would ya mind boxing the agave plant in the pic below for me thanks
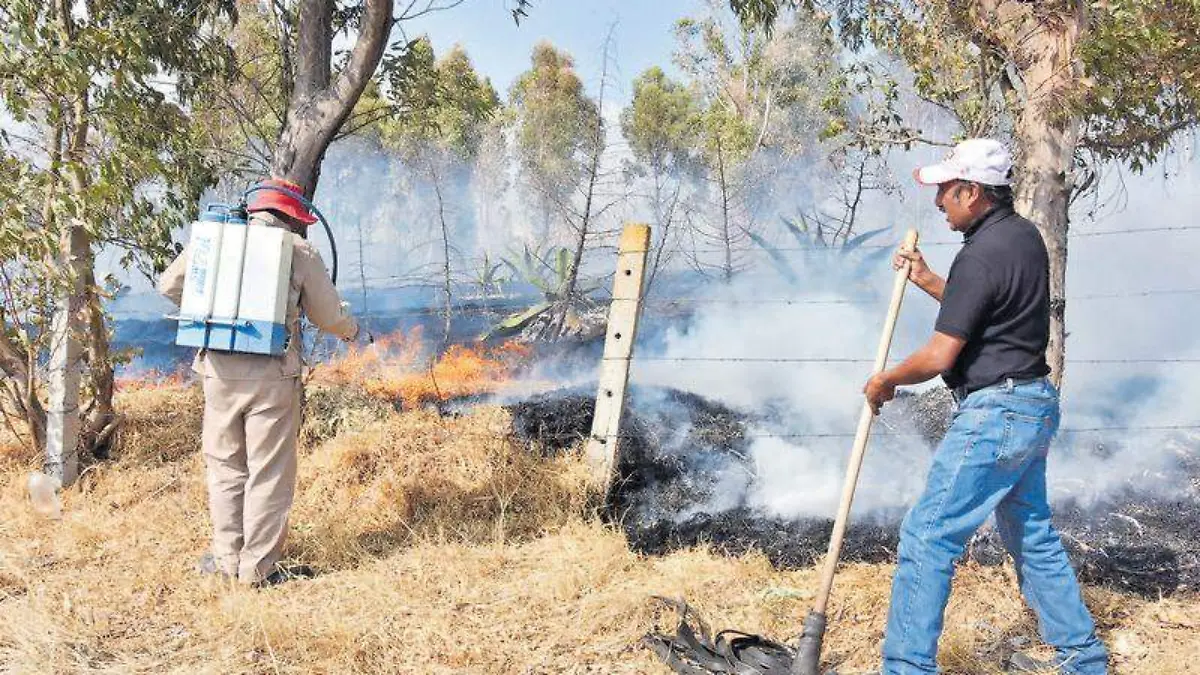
[750,214,895,288]
[470,252,510,303]
[501,244,572,299]
[482,244,603,341]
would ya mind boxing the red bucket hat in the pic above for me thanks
[246,178,318,225]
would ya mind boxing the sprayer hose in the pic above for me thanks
[242,184,339,285]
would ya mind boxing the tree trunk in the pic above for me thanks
[1015,123,1077,388]
[0,320,46,453]
[356,215,368,314]
[644,168,668,296]
[45,222,89,484]
[80,264,118,460]
[561,126,602,306]
[44,0,93,485]
[427,157,454,350]
[1003,2,1089,386]
[561,44,610,307]
[982,1,1087,388]
[271,0,394,195]
[717,137,734,283]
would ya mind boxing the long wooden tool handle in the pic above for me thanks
[812,228,919,615]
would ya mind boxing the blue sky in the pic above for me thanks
[398,0,704,104]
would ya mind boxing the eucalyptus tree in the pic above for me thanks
[0,0,235,483]
[730,0,1200,384]
[508,42,601,245]
[620,67,702,294]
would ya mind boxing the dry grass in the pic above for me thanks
[0,380,1196,674]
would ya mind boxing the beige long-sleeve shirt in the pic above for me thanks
[158,212,358,380]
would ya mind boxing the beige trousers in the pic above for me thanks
[201,376,302,584]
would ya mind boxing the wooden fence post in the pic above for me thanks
[586,223,651,489]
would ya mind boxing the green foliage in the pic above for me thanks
[1079,0,1200,170]
[700,101,756,168]
[481,301,551,340]
[484,243,602,340]
[511,0,534,25]
[620,67,702,175]
[726,0,800,33]
[470,252,509,299]
[500,244,580,300]
[0,1,234,283]
[508,42,601,200]
[0,0,234,443]
[177,3,283,177]
[674,2,839,157]
[730,0,1200,172]
[381,38,501,159]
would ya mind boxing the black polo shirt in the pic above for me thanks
[935,205,1051,392]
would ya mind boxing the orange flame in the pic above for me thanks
[114,367,189,393]
[109,330,531,408]
[310,328,532,408]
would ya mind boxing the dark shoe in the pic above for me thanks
[195,552,233,580]
[1007,652,1058,673]
[253,563,316,588]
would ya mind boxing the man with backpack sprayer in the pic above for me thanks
[159,178,360,587]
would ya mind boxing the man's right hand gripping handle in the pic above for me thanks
[894,245,945,302]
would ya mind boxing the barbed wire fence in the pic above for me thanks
[257,223,1200,449]
[572,224,1200,460]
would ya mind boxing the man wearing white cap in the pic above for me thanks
[863,139,1108,674]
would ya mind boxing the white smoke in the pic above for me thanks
[89,40,1199,522]
[628,143,1200,520]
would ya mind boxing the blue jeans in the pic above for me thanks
[882,378,1108,674]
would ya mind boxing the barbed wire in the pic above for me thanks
[597,287,1200,308]
[322,286,1200,318]
[1070,288,1200,301]
[617,356,1200,365]
[626,356,872,364]
[676,224,1200,255]
[585,423,1200,443]
[1071,225,1200,238]
[339,224,1200,288]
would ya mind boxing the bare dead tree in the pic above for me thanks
[426,156,455,348]
[642,176,686,297]
[800,146,895,246]
[560,29,616,304]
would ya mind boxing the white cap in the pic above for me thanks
[914,138,1012,186]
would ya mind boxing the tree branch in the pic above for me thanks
[1083,118,1195,154]
[325,0,395,121]
[294,0,333,100]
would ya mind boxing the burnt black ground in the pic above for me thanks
[506,385,1200,597]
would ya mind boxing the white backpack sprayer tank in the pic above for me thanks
[169,183,340,357]
[173,206,294,355]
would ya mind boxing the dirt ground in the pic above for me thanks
[0,383,1195,674]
